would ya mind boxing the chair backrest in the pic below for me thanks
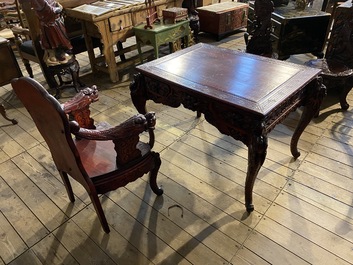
[325,1,353,68]
[11,77,91,189]
[19,0,41,54]
[18,0,57,86]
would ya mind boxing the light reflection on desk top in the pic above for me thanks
[136,43,321,115]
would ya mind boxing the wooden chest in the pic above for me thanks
[162,7,188,24]
[197,2,248,40]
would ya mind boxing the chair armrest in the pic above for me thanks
[11,26,31,45]
[62,85,99,129]
[70,112,157,165]
[70,113,154,140]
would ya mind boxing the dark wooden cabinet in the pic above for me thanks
[247,1,330,59]
[0,37,22,86]
[197,2,248,40]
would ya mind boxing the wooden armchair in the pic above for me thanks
[11,76,163,233]
[305,1,353,110]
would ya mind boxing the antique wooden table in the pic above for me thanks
[130,43,326,212]
[134,20,190,63]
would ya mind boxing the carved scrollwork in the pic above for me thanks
[114,136,142,165]
[63,85,99,129]
[246,0,274,57]
[182,93,200,111]
[145,77,181,108]
[303,76,326,110]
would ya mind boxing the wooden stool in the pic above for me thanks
[47,56,84,99]
[134,20,190,63]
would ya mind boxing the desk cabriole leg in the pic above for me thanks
[290,77,326,158]
[245,135,268,212]
[130,73,148,114]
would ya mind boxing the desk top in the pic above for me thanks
[136,43,321,116]
[64,0,178,21]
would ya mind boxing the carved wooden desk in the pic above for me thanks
[130,43,325,212]
[134,20,190,63]
[63,0,182,83]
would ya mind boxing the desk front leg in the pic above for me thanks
[245,134,268,212]
[130,73,148,114]
[290,77,326,158]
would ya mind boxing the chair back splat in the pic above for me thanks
[11,76,163,233]
[305,1,353,112]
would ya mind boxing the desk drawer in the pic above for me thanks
[109,13,133,32]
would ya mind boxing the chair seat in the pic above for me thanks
[305,58,353,111]
[19,39,35,55]
[305,59,353,77]
[75,137,151,178]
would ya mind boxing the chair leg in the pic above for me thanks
[339,79,353,110]
[59,171,75,202]
[89,192,110,233]
[149,152,163,196]
[23,58,33,78]
[117,41,126,62]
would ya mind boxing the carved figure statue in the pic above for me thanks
[245,0,274,57]
[29,0,73,66]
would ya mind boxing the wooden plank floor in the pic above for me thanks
[0,31,353,264]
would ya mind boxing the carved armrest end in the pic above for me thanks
[63,85,99,129]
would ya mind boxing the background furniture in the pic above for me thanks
[247,1,331,59]
[47,56,84,99]
[0,0,25,28]
[13,0,101,90]
[12,76,163,233]
[63,0,183,83]
[130,43,325,212]
[134,20,190,63]
[197,1,248,40]
[305,0,353,111]
[244,0,273,57]
[0,36,20,124]
[0,0,26,45]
